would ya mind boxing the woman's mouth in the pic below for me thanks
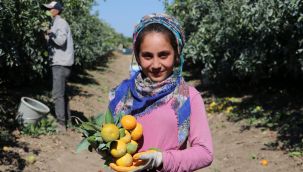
[151,71,162,77]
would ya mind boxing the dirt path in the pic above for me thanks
[7,52,303,172]
[202,113,302,172]
[18,52,131,172]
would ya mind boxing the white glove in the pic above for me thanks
[44,34,49,41]
[131,152,163,172]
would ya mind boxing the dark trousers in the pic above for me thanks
[52,65,71,126]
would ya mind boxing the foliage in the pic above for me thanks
[166,0,303,156]
[0,0,50,84]
[166,0,303,83]
[0,94,18,144]
[76,113,105,153]
[76,111,114,165]
[20,117,56,137]
[0,130,14,145]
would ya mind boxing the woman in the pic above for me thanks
[109,13,213,172]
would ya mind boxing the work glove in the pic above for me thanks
[44,33,49,41]
[131,151,163,172]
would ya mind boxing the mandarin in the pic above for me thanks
[116,153,133,167]
[101,124,119,142]
[130,123,143,141]
[120,130,131,144]
[110,140,127,158]
[121,115,137,130]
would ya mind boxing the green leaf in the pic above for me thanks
[43,51,48,57]
[76,138,90,153]
[81,122,99,131]
[94,113,104,127]
[87,135,96,143]
[95,136,103,142]
[115,112,123,127]
[119,128,125,138]
[93,132,103,142]
[79,128,89,137]
[104,109,114,124]
[94,132,101,137]
[106,141,112,149]
[98,143,107,150]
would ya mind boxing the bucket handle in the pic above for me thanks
[70,115,84,125]
[16,112,24,125]
[16,111,23,120]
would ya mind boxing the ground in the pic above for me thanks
[1,52,302,172]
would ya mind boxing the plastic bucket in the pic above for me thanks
[17,97,50,125]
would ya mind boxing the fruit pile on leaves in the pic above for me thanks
[77,110,148,171]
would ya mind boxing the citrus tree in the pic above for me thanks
[0,0,129,85]
[166,0,303,83]
[0,0,49,84]
[165,0,303,155]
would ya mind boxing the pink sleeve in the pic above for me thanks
[162,88,213,172]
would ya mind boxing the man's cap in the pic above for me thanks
[43,1,63,11]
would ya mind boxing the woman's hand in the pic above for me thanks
[110,150,163,172]
[131,151,163,172]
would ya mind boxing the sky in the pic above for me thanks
[93,0,166,37]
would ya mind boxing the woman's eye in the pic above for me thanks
[141,52,153,60]
[158,52,170,59]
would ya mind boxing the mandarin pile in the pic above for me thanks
[77,112,145,172]
[106,115,144,170]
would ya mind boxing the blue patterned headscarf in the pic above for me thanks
[109,13,190,146]
[133,13,186,75]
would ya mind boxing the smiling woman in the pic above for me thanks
[107,13,213,172]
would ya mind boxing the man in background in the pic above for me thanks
[43,1,74,132]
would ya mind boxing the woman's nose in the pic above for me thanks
[151,58,161,69]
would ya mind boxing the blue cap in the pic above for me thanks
[43,1,63,11]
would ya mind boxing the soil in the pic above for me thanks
[1,52,302,172]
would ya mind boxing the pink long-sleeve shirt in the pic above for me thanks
[136,86,213,172]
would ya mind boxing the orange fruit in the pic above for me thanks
[130,123,143,141]
[120,130,131,144]
[109,163,138,172]
[110,140,127,158]
[25,154,36,165]
[260,159,268,166]
[101,124,120,142]
[121,115,137,130]
[133,150,157,160]
[116,153,133,167]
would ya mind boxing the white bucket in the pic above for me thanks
[17,97,50,125]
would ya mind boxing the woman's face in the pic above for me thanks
[49,9,59,17]
[137,32,175,82]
